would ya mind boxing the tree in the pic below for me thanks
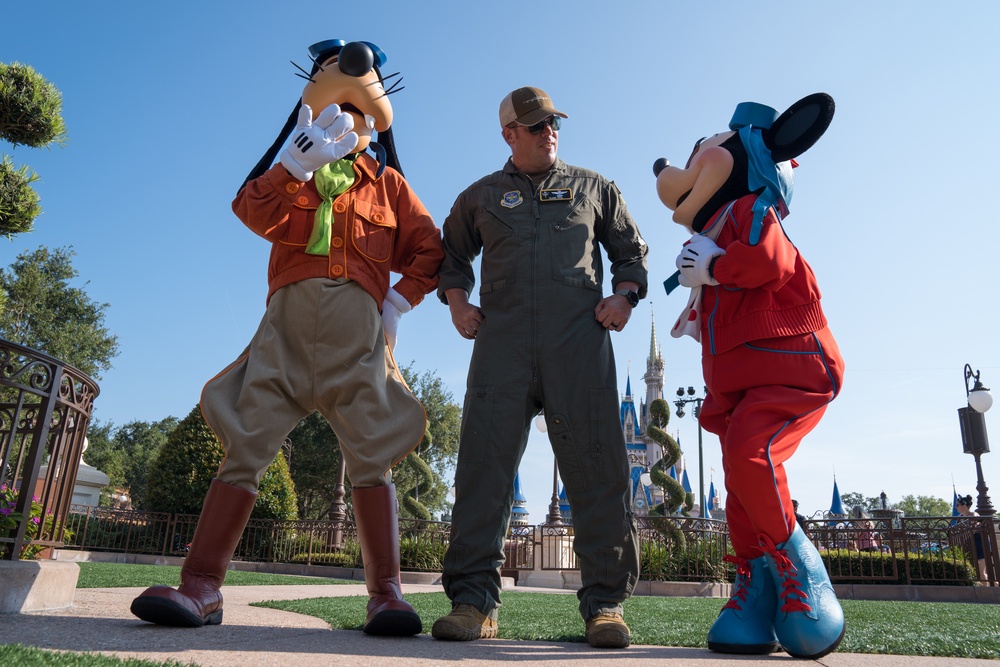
[840,491,951,517]
[393,364,461,519]
[0,245,119,379]
[284,411,343,520]
[893,494,951,517]
[85,417,179,509]
[839,492,882,515]
[145,406,297,520]
[0,62,67,239]
[282,364,462,521]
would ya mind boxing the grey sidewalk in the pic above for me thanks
[0,584,993,666]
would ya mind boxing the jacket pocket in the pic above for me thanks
[352,198,397,262]
[280,198,318,246]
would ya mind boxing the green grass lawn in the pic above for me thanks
[0,644,197,667]
[259,592,1000,660]
[74,562,355,588]
[7,562,997,664]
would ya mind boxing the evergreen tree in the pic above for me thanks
[145,406,296,520]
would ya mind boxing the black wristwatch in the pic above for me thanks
[615,289,640,308]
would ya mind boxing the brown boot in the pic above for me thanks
[130,479,256,627]
[586,612,631,648]
[352,484,422,636]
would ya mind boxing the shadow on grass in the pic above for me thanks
[257,592,1000,659]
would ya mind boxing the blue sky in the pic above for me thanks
[3,1,999,523]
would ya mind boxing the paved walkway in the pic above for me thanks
[0,583,994,666]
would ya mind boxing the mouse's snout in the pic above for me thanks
[652,157,669,177]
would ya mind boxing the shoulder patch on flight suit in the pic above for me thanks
[540,188,572,202]
[501,190,524,208]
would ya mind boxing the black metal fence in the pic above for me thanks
[1,340,99,560]
[58,504,998,586]
[805,515,998,586]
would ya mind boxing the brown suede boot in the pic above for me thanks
[130,479,256,627]
[352,484,422,636]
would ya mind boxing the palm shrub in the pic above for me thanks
[145,405,297,520]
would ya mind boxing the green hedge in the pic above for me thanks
[821,548,977,586]
[287,535,446,572]
[639,538,731,582]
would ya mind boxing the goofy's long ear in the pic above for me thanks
[765,93,835,163]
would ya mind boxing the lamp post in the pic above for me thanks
[535,411,563,525]
[959,364,995,516]
[675,386,707,517]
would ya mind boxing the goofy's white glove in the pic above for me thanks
[279,104,359,182]
[675,234,725,288]
[381,287,411,351]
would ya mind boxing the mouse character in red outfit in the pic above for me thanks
[130,40,443,636]
[653,94,844,659]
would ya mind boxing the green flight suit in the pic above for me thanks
[438,157,648,621]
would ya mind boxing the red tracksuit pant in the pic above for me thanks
[699,327,844,559]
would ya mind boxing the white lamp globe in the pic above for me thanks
[534,414,547,433]
[969,388,994,414]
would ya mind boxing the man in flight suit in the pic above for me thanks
[432,86,649,648]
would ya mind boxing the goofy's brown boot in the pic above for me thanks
[130,479,256,627]
[352,484,422,636]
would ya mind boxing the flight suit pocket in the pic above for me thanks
[352,199,396,262]
[458,386,494,465]
[478,206,519,294]
[550,197,601,291]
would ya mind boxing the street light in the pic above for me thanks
[959,364,995,516]
[675,386,708,517]
[535,410,563,525]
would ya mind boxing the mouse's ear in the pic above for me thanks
[764,93,835,163]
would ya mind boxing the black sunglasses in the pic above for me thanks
[526,116,561,134]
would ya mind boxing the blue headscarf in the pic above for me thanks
[729,102,794,246]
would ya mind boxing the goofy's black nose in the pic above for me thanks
[652,157,669,177]
[339,41,375,77]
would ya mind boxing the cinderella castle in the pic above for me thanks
[511,310,718,526]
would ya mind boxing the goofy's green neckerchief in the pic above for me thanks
[305,157,357,255]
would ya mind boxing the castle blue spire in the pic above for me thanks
[511,472,529,524]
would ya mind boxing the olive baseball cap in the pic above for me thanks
[499,86,568,127]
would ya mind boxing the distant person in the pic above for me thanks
[792,499,808,532]
[433,86,648,649]
[956,494,986,581]
[848,506,880,552]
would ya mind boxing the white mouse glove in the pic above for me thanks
[381,287,411,351]
[279,104,359,182]
[675,234,725,288]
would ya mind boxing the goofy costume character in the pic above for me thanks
[653,93,845,659]
[130,40,443,637]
